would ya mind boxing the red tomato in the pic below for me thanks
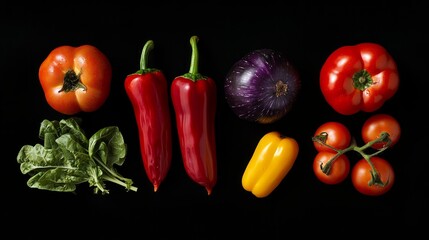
[320,43,399,115]
[362,113,401,149]
[313,122,351,153]
[351,157,394,196]
[39,45,112,115]
[313,151,350,185]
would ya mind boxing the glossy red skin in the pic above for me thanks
[171,76,217,195]
[313,151,350,185]
[313,121,351,153]
[124,70,172,192]
[320,43,399,115]
[39,45,112,115]
[351,157,395,196]
[361,113,401,149]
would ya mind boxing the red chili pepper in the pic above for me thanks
[171,36,217,195]
[124,40,172,192]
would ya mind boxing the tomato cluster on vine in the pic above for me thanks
[311,113,400,196]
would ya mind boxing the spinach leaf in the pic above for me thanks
[17,118,137,194]
[89,126,126,167]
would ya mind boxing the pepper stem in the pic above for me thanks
[133,40,157,75]
[183,36,205,81]
[140,40,154,70]
[189,36,199,75]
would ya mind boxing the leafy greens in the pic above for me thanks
[17,118,138,194]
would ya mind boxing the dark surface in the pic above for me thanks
[2,2,427,238]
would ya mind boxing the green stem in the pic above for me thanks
[317,138,356,175]
[88,167,109,194]
[92,156,137,191]
[183,35,205,81]
[358,131,392,157]
[102,175,138,192]
[140,40,154,70]
[189,36,199,75]
[319,151,345,175]
[352,69,373,90]
[352,147,386,187]
[59,70,86,93]
[312,131,392,185]
[135,40,156,75]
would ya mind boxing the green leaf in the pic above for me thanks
[96,142,108,164]
[17,118,137,194]
[39,119,60,140]
[56,134,88,154]
[86,165,107,194]
[26,169,85,192]
[88,126,127,167]
[59,118,88,147]
[17,144,68,174]
[43,132,58,149]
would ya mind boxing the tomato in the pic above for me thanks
[351,157,394,196]
[313,122,351,153]
[39,45,112,115]
[313,151,350,185]
[320,43,399,115]
[362,113,401,149]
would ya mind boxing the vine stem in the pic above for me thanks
[312,131,392,186]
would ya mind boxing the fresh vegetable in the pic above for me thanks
[320,43,399,115]
[362,113,401,150]
[313,121,351,153]
[224,48,301,124]
[171,36,217,195]
[124,40,172,192]
[313,151,350,185]
[242,131,299,198]
[351,157,394,196]
[312,118,395,196]
[39,45,112,115]
[17,118,137,194]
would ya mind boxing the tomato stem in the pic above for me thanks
[359,132,392,157]
[319,152,341,175]
[352,69,373,91]
[59,70,86,93]
[312,131,392,186]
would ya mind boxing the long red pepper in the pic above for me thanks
[171,36,217,195]
[124,40,172,192]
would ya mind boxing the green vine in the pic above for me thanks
[312,131,392,186]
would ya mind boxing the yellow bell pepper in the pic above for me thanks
[242,131,299,198]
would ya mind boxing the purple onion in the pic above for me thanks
[224,49,301,124]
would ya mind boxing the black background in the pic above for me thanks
[2,1,427,238]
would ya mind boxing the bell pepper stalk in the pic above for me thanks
[242,131,299,198]
[124,40,172,192]
[320,42,399,115]
[171,36,217,195]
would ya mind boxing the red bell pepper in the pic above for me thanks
[124,40,172,192]
[171,36,217,195]
[320,42,399,115]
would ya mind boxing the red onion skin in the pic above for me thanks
[224,49,301,123]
